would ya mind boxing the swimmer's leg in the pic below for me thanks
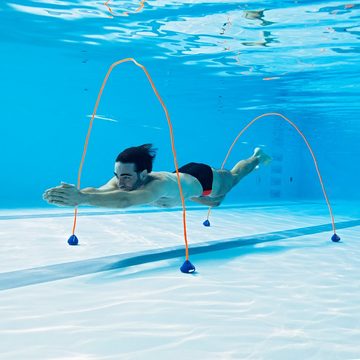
[190,194,225,207]
[231,147,271,186]
[202,148,271,205]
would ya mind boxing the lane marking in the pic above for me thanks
[0,219,359,291]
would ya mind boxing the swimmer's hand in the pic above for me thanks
[43,182,84,207]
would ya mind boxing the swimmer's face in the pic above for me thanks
[114,162,146,191]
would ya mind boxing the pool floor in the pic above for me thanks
[0,202,359,359]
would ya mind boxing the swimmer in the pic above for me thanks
[43,144,271,209]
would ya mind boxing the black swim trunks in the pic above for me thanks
[174,162,213,196]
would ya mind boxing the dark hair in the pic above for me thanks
[116,144,157,173]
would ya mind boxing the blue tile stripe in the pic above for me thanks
[0,219,359,291]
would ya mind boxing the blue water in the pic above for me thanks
[1,0,359,208]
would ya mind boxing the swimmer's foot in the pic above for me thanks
[253,147,272,165]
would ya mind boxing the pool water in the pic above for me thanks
[0,0,359,207]
[0,1,359,358]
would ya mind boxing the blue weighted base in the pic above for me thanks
[203,220,210,227]
[67,234,79,246]
[180,260,196,273]
[331,233,341,242]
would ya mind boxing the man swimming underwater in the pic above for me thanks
[43,144,271,208]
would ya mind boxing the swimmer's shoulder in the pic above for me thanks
[143,171,178,191]
[147,171,177,182]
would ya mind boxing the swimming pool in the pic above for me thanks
[1,0,359,358]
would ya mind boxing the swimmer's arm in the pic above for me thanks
[81,177,118,193]
[44,180,168,208]
[81,186,163,208]
[80,180,169,208]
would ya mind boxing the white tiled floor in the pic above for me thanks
[0,202,359,359]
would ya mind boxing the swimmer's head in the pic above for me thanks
[114,144,157,191]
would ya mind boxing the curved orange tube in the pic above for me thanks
[207,112,337,235]
[104,0,146,17]
[72,58,190,260]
